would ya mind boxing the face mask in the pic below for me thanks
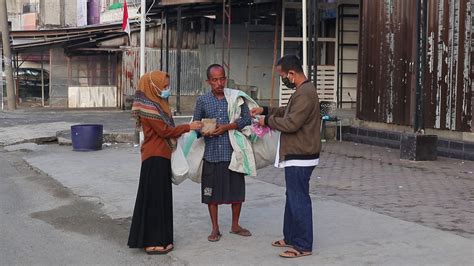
[149,72,171,99]
[160,88,171,99]
[281,75,296,89]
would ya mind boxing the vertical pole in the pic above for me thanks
[166,12,169,74]
[176,6,182,115]
[226,1,231,80]
[160,11,164,71]
[0,0,16,110]
[302,0,308,76]
[15,53,19,105]
[337,5,341,107]
[60,0,65,26]
[269,2,280,108]
[414,0,427,132]
[280,0,285,58]
[313,0,319,85]
[48,48,51,106]
[0,45,3,110]
[140,0,146,76]
[308,0,313,82]
[222,0,226,69]
[221,0,231,82]
[279,0,286,107]
[245,4,251,86]
[414,0,421,132]
[41,51,44,106]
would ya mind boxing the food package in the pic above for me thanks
[201,118,217,134]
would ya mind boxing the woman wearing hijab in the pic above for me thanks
[127,70,202,255]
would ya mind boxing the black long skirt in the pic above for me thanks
[127,156,173,248]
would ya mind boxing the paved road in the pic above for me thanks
[0,148,175,265]
[3,143,474,265]
[1,110,474,265]
[258,141,474,239]
[2,109,473,239]
[0,109,136,132]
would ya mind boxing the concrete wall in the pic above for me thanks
[100,6,140,24]
[49,47,68,107]
[68,86,117,108]
[40,0,60,26]
[7,0,26,14]
[39,0,78,28]
[49,47,119,108]
[65,0,78,27]
[7,0,28,30]
[207,24,297,102]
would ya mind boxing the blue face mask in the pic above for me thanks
[160,88,171,99]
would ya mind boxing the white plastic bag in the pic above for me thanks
[252,131,280,169]
[181,131,205,183]
[171,142,189,185]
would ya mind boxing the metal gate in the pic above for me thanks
[122,48,202,97]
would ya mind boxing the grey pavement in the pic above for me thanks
[0,109,136,131]
[259,142,474,240]
[1,110,474,265]
[0,147,174,265]
[0,109,191,145]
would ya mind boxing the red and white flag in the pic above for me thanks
[122,1,131,38]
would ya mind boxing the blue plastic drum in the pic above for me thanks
[70,124,103,151]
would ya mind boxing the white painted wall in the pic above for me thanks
[68,86,117,108]
[40,0,61,26]
[209,24,298,102]
[100,6,140,24]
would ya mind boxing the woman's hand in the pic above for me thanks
[250,107,263,117]
[189,121,203,130]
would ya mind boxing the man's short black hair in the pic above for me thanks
[276,55,304,73]
[206,64,225,79]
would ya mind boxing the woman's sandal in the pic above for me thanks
[279,248,312,258]
[271,239,293,248]
[144,244,174,255]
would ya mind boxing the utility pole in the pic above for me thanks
[400,0,437,161]
[175,6,182,115]
[414,0,428,132]
[0,0,16,110]
[140,0,146,76]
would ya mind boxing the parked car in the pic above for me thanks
[15,68,50,99]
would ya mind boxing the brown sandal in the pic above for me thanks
[272,239,293,248]
[229,228,252,237]
[208,231,222,242]
[279,248,312,258]
[144,244,174,255]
